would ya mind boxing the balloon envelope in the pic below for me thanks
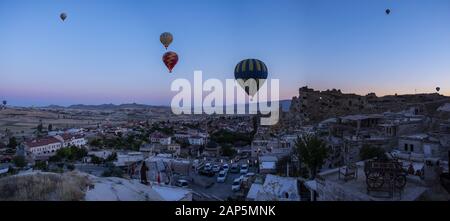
[160,32,173,49]
[234,59,268,96]
[385,9,391,15]
[60,13,67,21]
[163,51,178,73]
[436,87,441,92]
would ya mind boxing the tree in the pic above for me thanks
[359,145,386,161]
[276,155,292,176]
[7,137,18,149]
[34,161,48,171]
[90,155,103,165]
[48,124,53,131]
[67,164,75,171]
[295,134,329,179]
[52,146,87,162]
[102,166,123,178]
[221,144,236,157]
[105,152,117,162]
[89,138,103,147]
[13,155,27,168]
[37,122,43,133]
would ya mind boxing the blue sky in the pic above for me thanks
[1,0,449,106]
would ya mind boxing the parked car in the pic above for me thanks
[241,172,255,183]
[212,164,221,173]
[199,169,215,177]
[245,172,256,179]
[240,164,249,174]
[222,163,229,172]
[230,164,240,173]
[204,163,212,171]
[239,152,250,159]
[175,179,189,188]
[217,170,227,183]
[232,178,241,191]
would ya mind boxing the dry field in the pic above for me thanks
[0,171,92,201]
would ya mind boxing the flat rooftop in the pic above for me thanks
[317,162,428,201]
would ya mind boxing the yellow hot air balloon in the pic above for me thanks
[160,32,173,50]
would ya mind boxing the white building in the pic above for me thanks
[150,132,172,145]
[55,134,87,147]
[259,155,278,174]
[23,137,63,157]
[188,136,205,146]
[114,152,144,167]
[397,134,443,158]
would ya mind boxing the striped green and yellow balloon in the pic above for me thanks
[234,59,268,97]
[160,32,173,50]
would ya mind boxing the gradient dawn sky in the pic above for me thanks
[1,0,450,106]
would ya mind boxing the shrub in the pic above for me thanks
[12,156,27,168]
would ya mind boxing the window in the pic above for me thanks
[404,144,408,151]
[410,144,414,152]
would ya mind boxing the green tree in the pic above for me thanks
[89,138,103,147]
[101,166,123,178]
[37,122,43,133]
[90,155,103,165]
[7,137,18,149]
[34,161,48,171]
[52,146,87,162]
[276,155,292,176]
[67,164,75,171]
[295,135,329,179]
[12,155,27,168]
[359,145,386,161]
[221,144,236,157]
[105,152,117,162]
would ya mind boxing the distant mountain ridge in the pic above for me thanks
[41,103,167,110]
[41,100,292,111]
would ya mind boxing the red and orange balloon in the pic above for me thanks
[163,51,178,73]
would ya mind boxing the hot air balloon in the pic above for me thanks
[2,100,6,106]
[234,59,268,97]
[385,9,391,15]
[162,51,178,73]
[60,13,67,21]
[160,32,173,50]
[436,87,441,92]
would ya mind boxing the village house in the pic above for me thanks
[114,151,145,167]
[23,137,63,157]
[258,155,278,174]
[166,143,181,156]
[188,135,205,146]
[396,134,444,159]
[150,132,172,145]
[55,134,87,147]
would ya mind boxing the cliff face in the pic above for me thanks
[284,86,450,127]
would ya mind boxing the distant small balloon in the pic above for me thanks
[160,32,173,50]
[60,13,67,21]
[385,9,391,15]
[436,87,441,92]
